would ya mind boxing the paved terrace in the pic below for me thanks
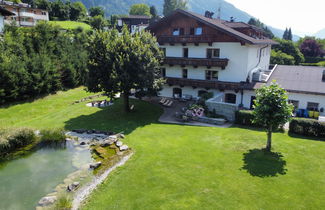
[143,97,233,128]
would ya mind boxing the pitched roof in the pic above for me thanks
[254,65,325,96]
[0,6,14,16]
[121,15,151,20]
[147,9,277,45]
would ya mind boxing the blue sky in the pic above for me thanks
[226,0,325,36]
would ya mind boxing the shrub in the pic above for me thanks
[235,110,256,126]
[289,118,325,137]
[54,194,72,210]
[40,128,66,144]
[0,128,36,156]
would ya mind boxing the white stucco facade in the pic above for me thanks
[163,43,271,83]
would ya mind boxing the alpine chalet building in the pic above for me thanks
[148,9,325,120]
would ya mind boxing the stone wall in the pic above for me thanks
[205,99,238,122]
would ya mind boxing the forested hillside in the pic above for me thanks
[70,0,297,39]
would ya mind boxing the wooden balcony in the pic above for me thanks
[165,77,253,91]
[164,57,229,69]
[158,35,216,45]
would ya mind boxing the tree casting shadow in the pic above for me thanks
[241,149,287,177]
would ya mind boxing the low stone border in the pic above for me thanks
[72,152,133,210]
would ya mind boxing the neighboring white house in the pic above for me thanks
[0,0,49,27]
[148,9,325,120]
[0,6,14,32]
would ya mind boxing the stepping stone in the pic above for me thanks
[38,196,57,206]
[115,141,123,147]
[89,162,102,169]
[119,145,129,151]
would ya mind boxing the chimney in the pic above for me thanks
[204,11,214,19]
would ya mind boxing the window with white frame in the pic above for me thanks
[195,27,202,35]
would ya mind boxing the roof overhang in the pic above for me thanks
[147,9,277,45]
[0,6,15,16]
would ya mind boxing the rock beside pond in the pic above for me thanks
[90,162,102,169]
[38,196,57,206]
[117,133,125,139]
[100,139,115,147]
[108,135,118,142]
[119,145,129,151]
[116,141,123,147]
[67,182,80,192]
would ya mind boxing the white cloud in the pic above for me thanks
[226,0,325,35]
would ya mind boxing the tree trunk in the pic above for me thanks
[266,125,272,152]
[123,91,130,112]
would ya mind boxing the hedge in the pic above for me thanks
[289,118,325,138]
[235,110,256,126]
[304,56,325,63]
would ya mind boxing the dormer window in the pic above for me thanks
[195,27,202,35]
[173,28,184,36]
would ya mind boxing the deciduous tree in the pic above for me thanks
[163,0,188,16]
[299,38,324,57]
[129,4,151,17]
[89,6,105,17]
[253,82,293,152]
[86,27,164,112]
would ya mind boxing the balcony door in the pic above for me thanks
[173,88,182,98]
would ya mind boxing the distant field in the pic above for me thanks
[50,21,92,30]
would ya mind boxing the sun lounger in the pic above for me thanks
[163,100,170,106]
[166,100,173,107]
[159,97,167,104]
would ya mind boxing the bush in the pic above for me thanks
[289,118,325,137]
[0,128,36,156]
[235,110,256,126]
[304,56,325,63]
[54,194,72,210]
[40,128,66,144]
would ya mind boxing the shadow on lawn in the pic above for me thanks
[242,149,287,177]
[64,98,163,135]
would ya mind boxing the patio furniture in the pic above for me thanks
[159,97,167,104]
[162,100,170,106]
[166,101,173,107]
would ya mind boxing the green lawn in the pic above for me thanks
[1,88,325,209]
[49,21,92,30]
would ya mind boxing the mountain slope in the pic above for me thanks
[72,0,298,39]
[314,28,325,39]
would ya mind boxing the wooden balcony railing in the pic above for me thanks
[165,77,253,91]
[164,57,229,69]
[158,35,216,45]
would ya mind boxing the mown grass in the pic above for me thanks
[2,88,325,209]
[49,21,91,30]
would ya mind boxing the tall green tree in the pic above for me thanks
[283,28,292,41]
[50,0,70,20]
[163,0,188,16]
[86,27,164,112]
[270,50,295,65]
[89,15,108,30]
[272,38,304,65]
[70,1,87,21]
[253,82,293,152]
[129,4,151,17]
[89,6,105,17]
